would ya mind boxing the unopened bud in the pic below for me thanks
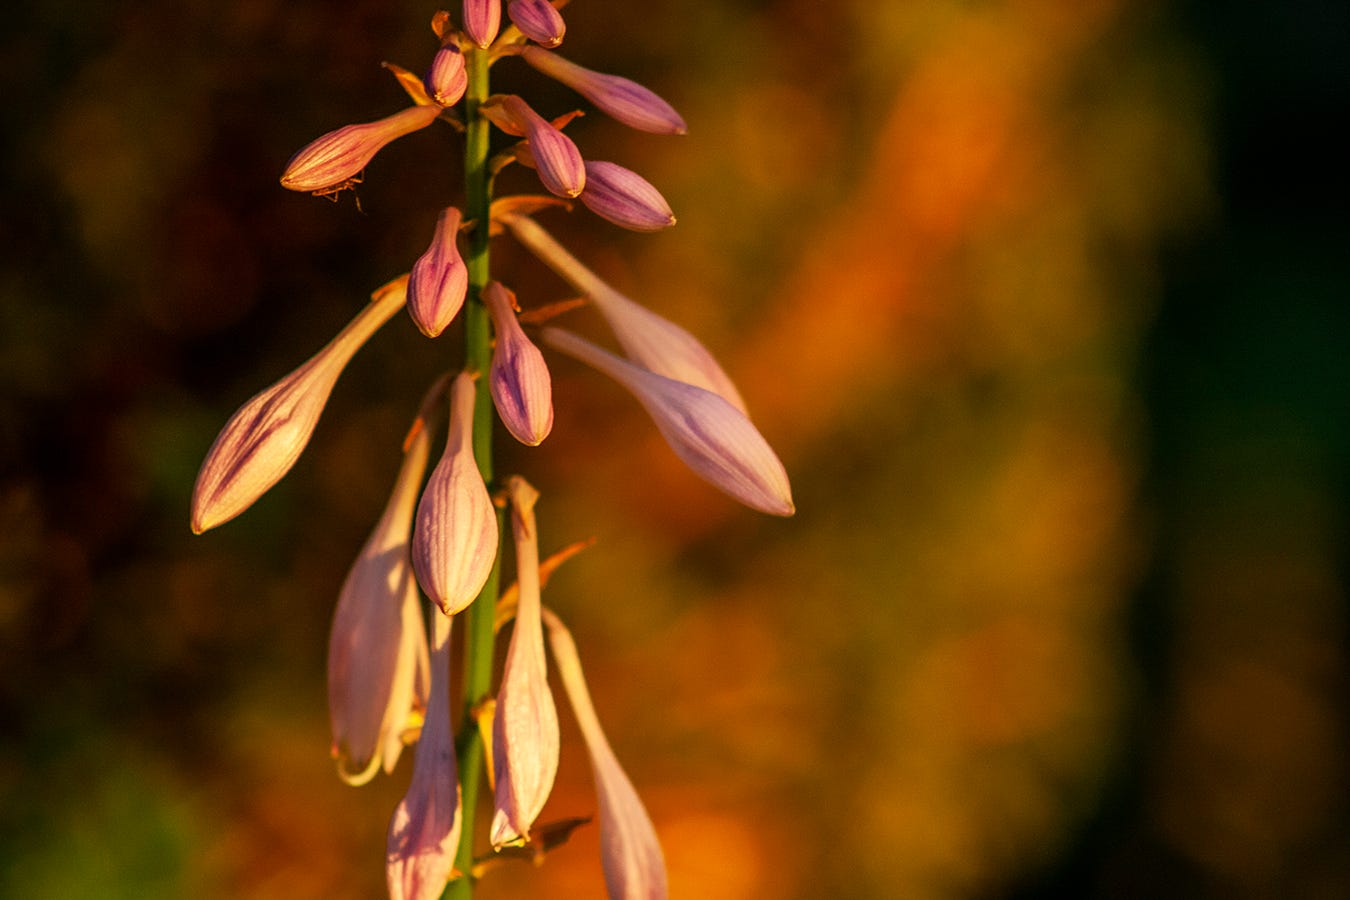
[484,282,554,446]
[463,0,501,48]
[426,44,468,107]
[280,106,441,193]
[520,47,687,135]
[408,207,469,338]
[507,0,565,48]
[580,160,676,232]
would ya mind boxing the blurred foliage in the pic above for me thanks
[1,0,1347,898]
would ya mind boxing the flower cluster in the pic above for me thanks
[191,4,792,898]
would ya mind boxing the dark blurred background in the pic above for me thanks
[2,1,1347,897]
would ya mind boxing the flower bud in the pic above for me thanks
[542,328,794,516]
[507,0,565,48]
[463,0,501,48]
[484,282,554,446]
[520,47,687,135]
[493,95,585,198]
[579,160,676,232]
[411,373,499,616]
[280,105,441,193]
[190,277,408,533]
[491,477,560,849]
[408,207,469,338]
[386,611,461,900]
[328,428,432,784]
[425,44,468,107]
[501,215,746,412]
[544,610,667,900]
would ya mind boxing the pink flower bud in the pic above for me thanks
[386,611,462,900]
[190,277,408,533]
[411,373,499,616]
[425,44,468,107]
[484,282,554,446]
[544,610,667,900]
[520,47,687,135]
[495,95,585,198]
[580,160,676,232]
[542,328,795,516]
[491,477,560,849]
[501,215,746,412]
[463,0,501,48]
[408,207,469,338]
[507,0,565,48]
[280,105,442,193]
[328,428,433,784]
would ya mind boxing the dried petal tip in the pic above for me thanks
[463,0,501,48]
[426,45,468,107]
[520,47,687,136]
[408,207,469,337]
[190,281,408,533]
[411,372,499,615]
[542,328,795,516]
[484,282,554,446]
[581,161,676,232]
[507,0,565,48]
[280,105,442,193]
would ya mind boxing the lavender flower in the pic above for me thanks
[520,47,687,135]
[484,281,554,446]
[280,106,442,193]
[425,44,468,107]
[486,95,586,198]
[507,0,566,48]
[408,206,469,338]
[463,0,501,48]
[578,161,676,232]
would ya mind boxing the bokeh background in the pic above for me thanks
[2,0,1347,897]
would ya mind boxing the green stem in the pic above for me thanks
[446,43,496,900]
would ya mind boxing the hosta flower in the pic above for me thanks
[542,328,794,516]
[426,44,468,107]
[519,47,687,135]
[411,372,499,615]
[485,95,585,198]
[507,0,565,48]
[491,477,560,848]
[386,611,461,900]
[501,214,746,412]
[463,0,501,48]
[408,206,469,338]
[484,282,554,446]
[328,427,432,785]
[544,609,667,900]
[280,105,442,193]
[190,276,408,533]
[580,160,676,232]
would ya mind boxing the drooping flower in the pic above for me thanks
[484,95,586,198]
[501,214,746,412]
[507,0,565,48]
[484,282,554,446]
[411,372,499,615]
[280,105,442,193]
[190,276,409,533]
[519,47,687,135]
[463,0,501,48]
[328,426,432,785]
[386,611,461,900]
[543,609,667,900]
[426,44,468,107]
[408,206,469,338]
[491,477,560,849]
[541,328,794,516]
[579,160,676,232]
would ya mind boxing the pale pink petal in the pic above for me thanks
[520,47,686,135]
[544,610,667,900]
[425,44,468,107]
[490,477,560,848]
[386,612,462,900]
[463,0,501,48]
[190,277,408,533]
[501,95,585,198]
[542,328,794,516]
[411,373,499,615]
[280,105,441,192]
[408,206,469,338]
[580,161,676,232]
[484,282,554,446]
[507,0,565,47]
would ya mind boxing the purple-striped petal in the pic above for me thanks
[484,282,554,446]
[507,0,565,48]
[520,47,687,135]
[501,95,585,198]
[280,105,441,193]
[408,206,469,338]
[463,0,501,48]
[425,44,467,107]
[580,161,676,232]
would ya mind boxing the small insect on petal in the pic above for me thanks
[386,611,461,900]
[463,0,501,48]
[425,44,468,107]
[280,105,442,193]
[411,372,499,616]
[408,207,469,338]
[484,282,554,446]
[190,276,409,534]
[490,477,560,849]
[544,609,668,900]
[328,426,432,784]
[507,0,565,48]
[519,47,687,135]
[579,160,676,232]
[542,328,794,516]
